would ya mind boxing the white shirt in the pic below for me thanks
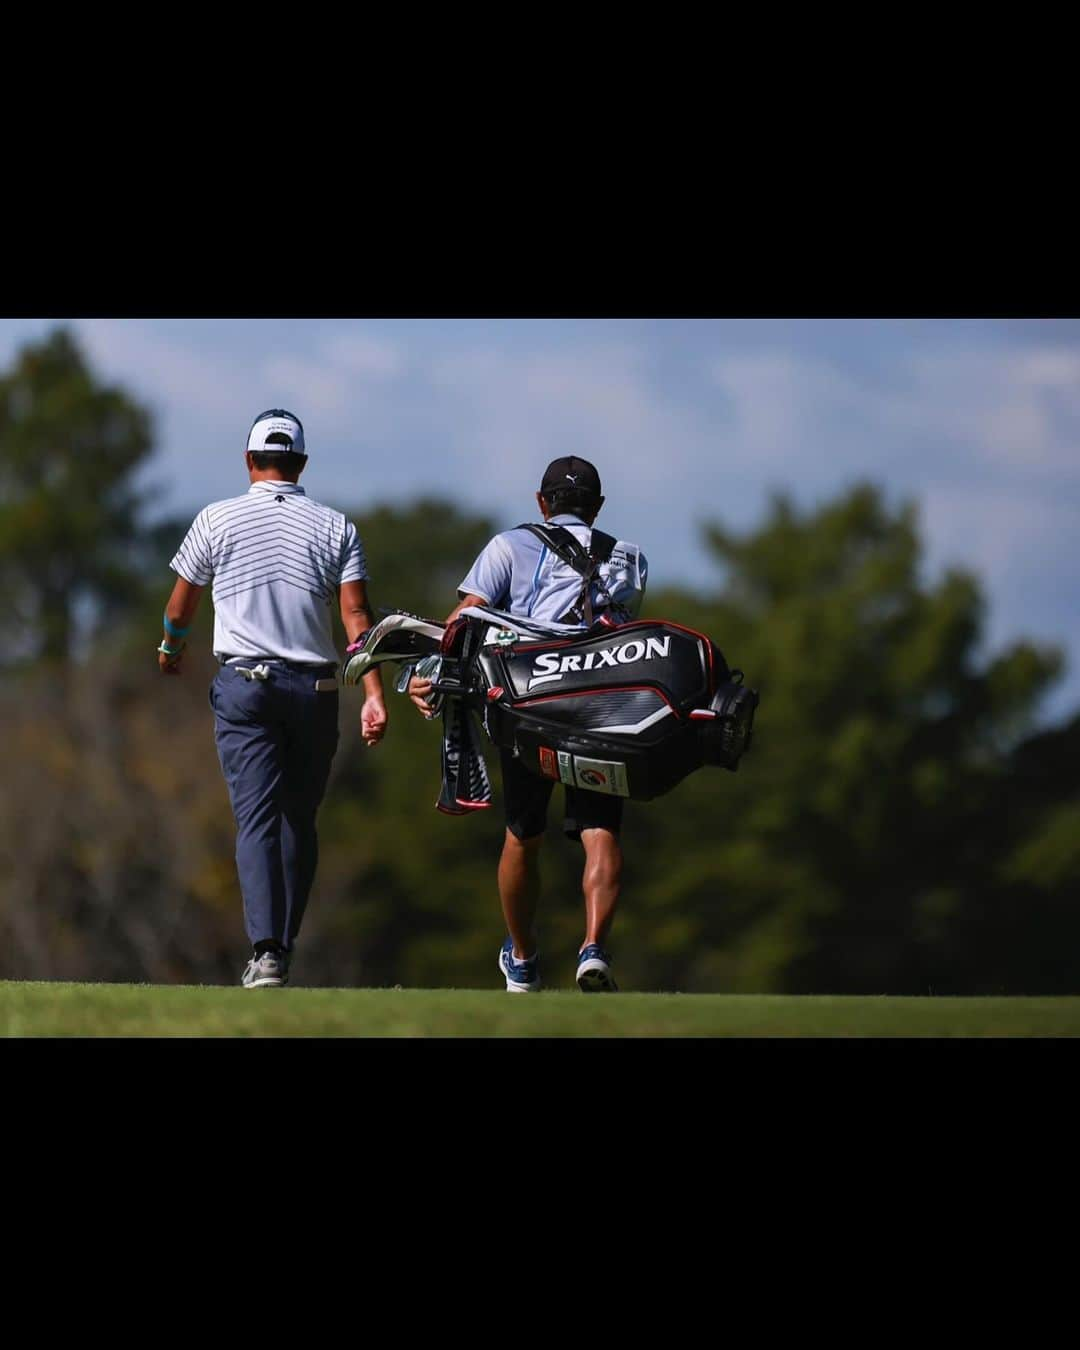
[171,481,367,664]
[458,513,647,627]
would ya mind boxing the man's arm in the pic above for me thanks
[158,577,204,675]
[443,592,489,626]
[340,579,388,746]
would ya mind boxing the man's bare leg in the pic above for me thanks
[498,828,543,958]
[580,827,622,949]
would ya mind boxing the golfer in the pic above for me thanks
[158,409,387,988]
[409,456,647,993]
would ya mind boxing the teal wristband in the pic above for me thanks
[163,613,190,638]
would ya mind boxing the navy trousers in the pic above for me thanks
[210,662,340,951]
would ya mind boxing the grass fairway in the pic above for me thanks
[2,980,1080,1036]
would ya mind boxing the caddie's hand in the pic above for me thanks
[361,695,388,747]
[408,676,435,717]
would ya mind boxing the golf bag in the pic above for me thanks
[480,619,759,798]
[344,607,758,808]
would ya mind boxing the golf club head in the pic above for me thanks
[342,612,447,686]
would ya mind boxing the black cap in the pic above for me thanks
[540,455,602,498]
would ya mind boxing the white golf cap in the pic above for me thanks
[247,408,306,455]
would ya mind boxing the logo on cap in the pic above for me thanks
[541,455,601,497]
[247,407,305,456]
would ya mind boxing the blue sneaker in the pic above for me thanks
[577,944,618,993]
[498,937,541,993]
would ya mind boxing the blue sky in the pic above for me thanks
[3,317,1078,722]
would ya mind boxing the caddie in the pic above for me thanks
[158,408,387,988]
[409,456,647,993]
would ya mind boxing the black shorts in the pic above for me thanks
[501,748,623,842]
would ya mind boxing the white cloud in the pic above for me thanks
[709,353,894,479]
[426,342,709,509]
[76,319,250,422]
[1016,348,1080,387]
[905,348,1080,476]
[70,320,407,432]
[921,484,1079,584]
[709,343,1080,496]
[260,356,352,418]
[322,331,405,379]
[257,330,407,420]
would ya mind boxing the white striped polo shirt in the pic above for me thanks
[171,481,367,665]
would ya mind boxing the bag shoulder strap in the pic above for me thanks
[588,528,617,565]
[516,523,618,627]
[517,523,616,575]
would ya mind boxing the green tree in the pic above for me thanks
[346,498,496,624]
[634,484,1066,993]
[0,327,154,664]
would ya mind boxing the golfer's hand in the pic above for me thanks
[361,695,388,746]
[158,649,184,676]
[409,676,435,718]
